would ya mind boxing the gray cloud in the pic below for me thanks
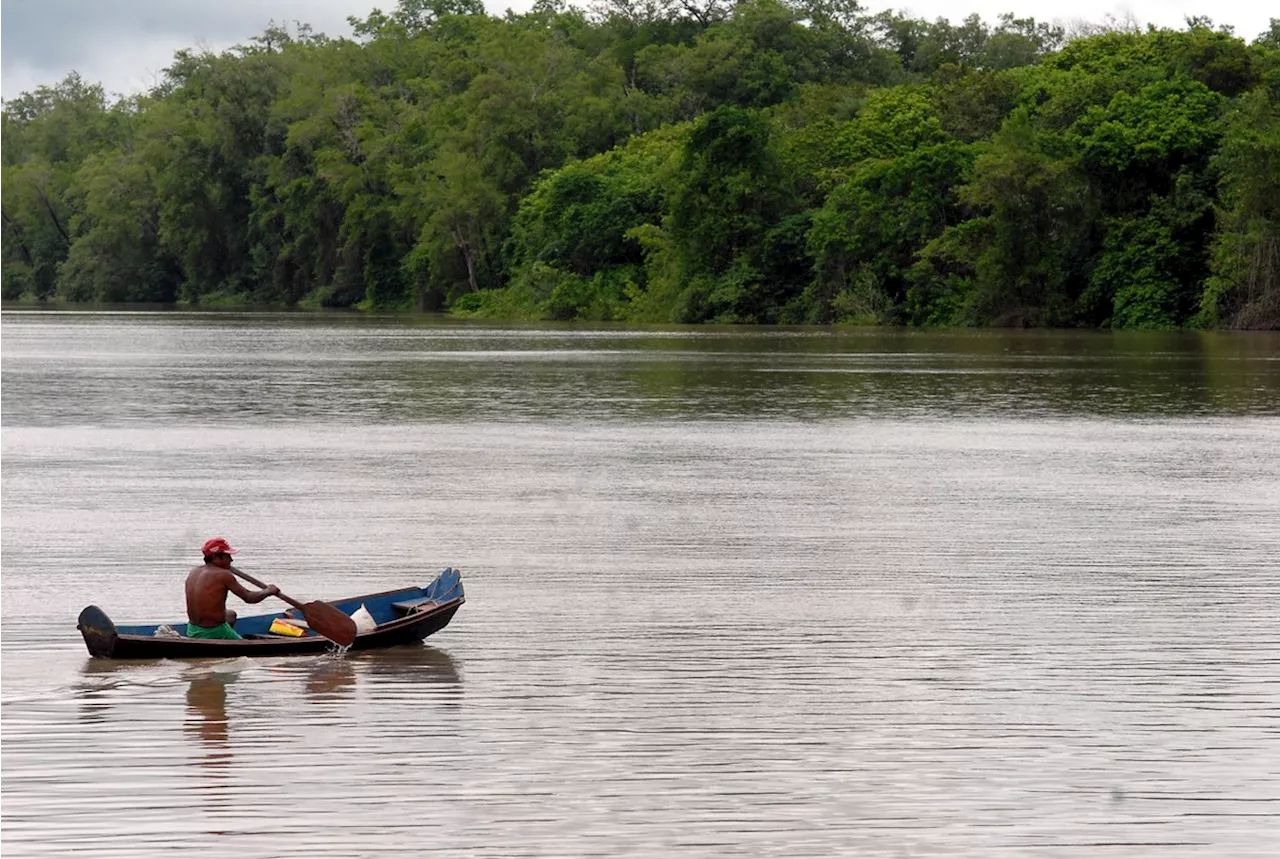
[2,0,379,97]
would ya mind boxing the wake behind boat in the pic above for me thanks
[78,567,464,659]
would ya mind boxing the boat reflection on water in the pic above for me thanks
[74,659,142,726]
[301,655,359,700]
[182,645,462,751]
[183,662,247,771]
[354,643,462,684]
[76,645,463,752]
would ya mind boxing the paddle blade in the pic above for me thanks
[302,601,358,647]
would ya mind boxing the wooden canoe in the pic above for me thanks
[78,567,464,659]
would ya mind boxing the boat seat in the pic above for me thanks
[391,597,438,616]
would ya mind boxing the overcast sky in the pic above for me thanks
[1,0,1274,101]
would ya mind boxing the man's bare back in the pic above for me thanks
[186,539,279,628]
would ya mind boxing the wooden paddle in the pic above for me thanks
[230,567,357,647]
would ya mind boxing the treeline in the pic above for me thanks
[3,0,1278,328]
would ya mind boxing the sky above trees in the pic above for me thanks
[1,0,1275,99]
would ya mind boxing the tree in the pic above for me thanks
[1202,84,1280,328]
[806,141,977,323]
[919,112,1094,327]
[657,105,799,321]
[1,74,124,300]
[58,148,180,302]
[350,0,487,40]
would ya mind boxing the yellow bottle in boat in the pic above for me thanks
[269,618,306,636]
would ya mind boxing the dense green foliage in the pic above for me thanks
[3,2,1278,328]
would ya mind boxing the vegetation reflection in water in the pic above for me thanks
[1,315,1276,426]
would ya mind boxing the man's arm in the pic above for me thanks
[222,570,280,604]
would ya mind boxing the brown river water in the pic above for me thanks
[2,310,1278,857]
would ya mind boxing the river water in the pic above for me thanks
[2,310,1278,857]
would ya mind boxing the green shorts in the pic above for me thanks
[186,621,244,640]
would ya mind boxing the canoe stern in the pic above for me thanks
[77,605,120,658]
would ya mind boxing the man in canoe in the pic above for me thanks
[185,537,280,640]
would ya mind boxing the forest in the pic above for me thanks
[2,0,1278,328]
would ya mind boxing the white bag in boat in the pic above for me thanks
[349,604,377,634]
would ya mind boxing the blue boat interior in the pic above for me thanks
[114,567,463,638]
